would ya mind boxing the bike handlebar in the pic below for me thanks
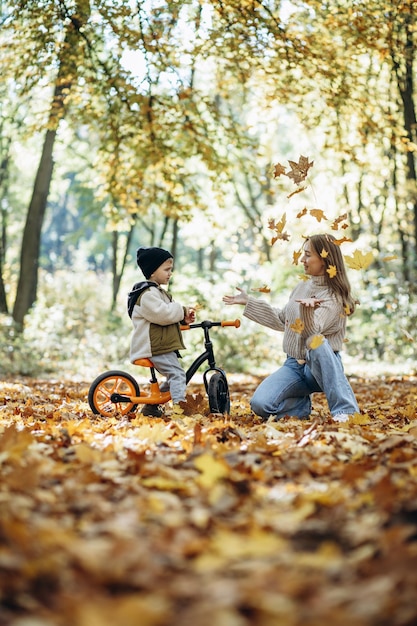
[180,319,240,331]
[221,319,241,328]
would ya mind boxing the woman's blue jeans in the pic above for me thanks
[250,339,359,419]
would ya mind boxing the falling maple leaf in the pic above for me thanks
[332,236,353,246]
[288,186,307,199]
[296,207,308,219]
[382,255,398,262]
[269,213,290,244]
[268,214,286,233]
[252,285,271,293]
[271,232,290,244]
[273,162,287,178]
[293,249,303,265]
[326,265,337,278]
[331,213,348,230]
[290,318,305,333]
[286,155,314,184]
[344,249,374,270]
[310,208,328,222]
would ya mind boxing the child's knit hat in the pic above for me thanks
[136,246,173,279]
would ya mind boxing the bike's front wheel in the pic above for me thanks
[207,371,230,414]
[88,371,140,417]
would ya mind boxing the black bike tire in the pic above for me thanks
[88,370,140,417]
[207,371,230,414]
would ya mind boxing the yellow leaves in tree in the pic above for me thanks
[344,249,374,270]
[290,318,305,334]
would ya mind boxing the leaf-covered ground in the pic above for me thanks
[1,375,417,626]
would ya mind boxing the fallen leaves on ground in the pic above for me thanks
[1,375,417,626]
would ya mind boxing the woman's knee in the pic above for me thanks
[250,395,269,419]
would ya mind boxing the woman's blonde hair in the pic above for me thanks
[305,234,357,315]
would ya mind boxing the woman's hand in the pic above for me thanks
[223,287,249,306]
[296,298,324,308]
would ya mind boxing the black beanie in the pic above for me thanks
[136,246,173,279]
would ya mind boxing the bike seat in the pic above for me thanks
[133,358,154,368]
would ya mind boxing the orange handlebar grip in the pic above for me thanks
[180,325,190,331]
[221,319,241,328]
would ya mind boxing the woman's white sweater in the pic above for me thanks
[243,275,347,360]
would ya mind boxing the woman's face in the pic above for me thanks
[301,240,326,276]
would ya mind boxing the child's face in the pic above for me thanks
[151,258,174,285]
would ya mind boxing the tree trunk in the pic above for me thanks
[12,3,90,327]
[111,217,137,310]
[0,146,10,313]
[392,6,417,278]
[12,130,55,326]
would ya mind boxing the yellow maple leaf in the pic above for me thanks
[271,232,290,244]
[309,334,324,349]
[268,213,286,233]
[326,265,337,278]
[293,249,303,265]
[331,213,348,230]
[297,207,308,218]
[332,236,353,246]
[320,248,329,258]
[310,208,328,222]
[344,249,374,270]
[382,255,398,262]
[288,185,307,199]
[290,318,304,334]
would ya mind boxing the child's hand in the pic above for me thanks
[184,307,196,324]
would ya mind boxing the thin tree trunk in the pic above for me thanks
[12,4,90,327]
[12,130,55,326]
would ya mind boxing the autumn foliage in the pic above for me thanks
[1,375,417,626]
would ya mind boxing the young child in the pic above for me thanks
[223,234,360,422]
[128,246,195,417]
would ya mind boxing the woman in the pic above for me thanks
[223,234,360,422]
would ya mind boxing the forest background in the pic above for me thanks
[1,0,417,381]
[2,3,417,625]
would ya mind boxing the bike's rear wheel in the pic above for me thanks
[88,370,140,417]
[207,371,230,414]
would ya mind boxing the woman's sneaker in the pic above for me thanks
[332,413,349,422]
[141,404,164,417]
